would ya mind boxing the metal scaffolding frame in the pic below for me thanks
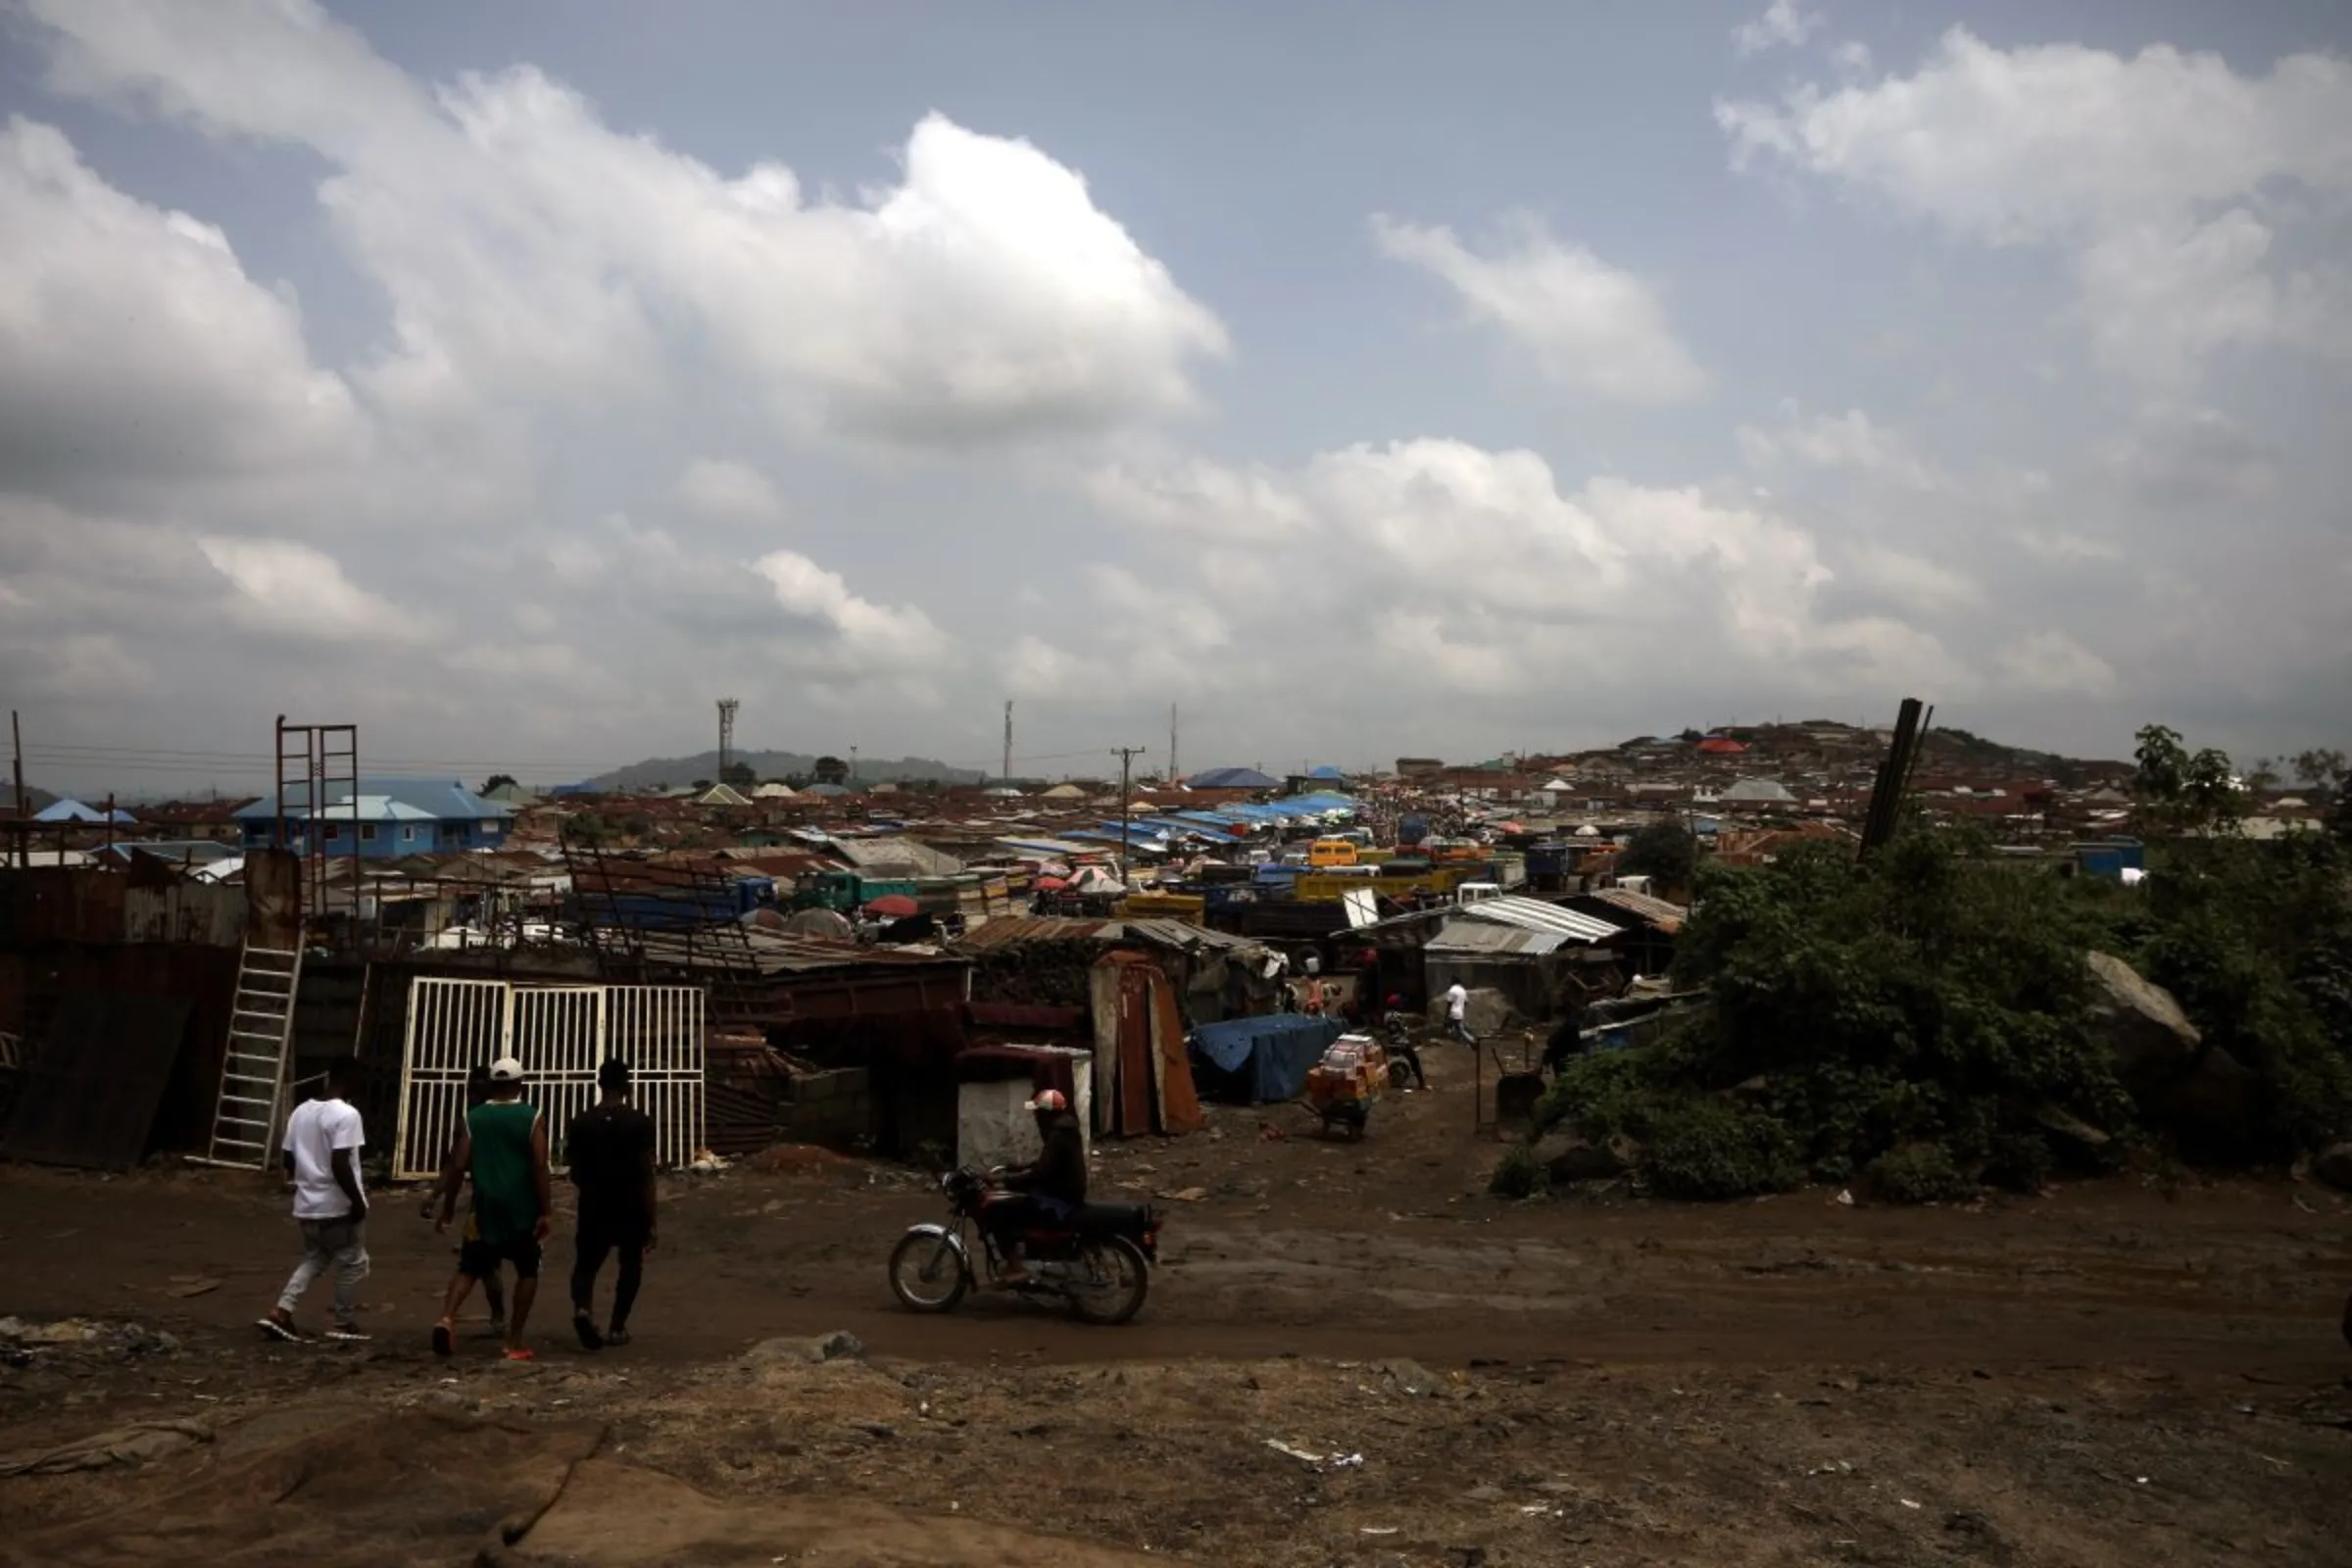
[560,832,781,1026]
[274,716,360,937]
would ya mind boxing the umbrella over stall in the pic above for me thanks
[863,894,920,918]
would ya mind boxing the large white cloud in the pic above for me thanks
[26,0,1229,446]
[197,535,431,645]
[1734,1,1824,59]
[0,116,363,502]
[1372,214,1708,404]
[1051,438,1984,723]
[1717,28,2352,382]
[1736,404,1942,491]
[676,460,786,524]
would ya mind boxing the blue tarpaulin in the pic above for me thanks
[1188,1014,1345,1103]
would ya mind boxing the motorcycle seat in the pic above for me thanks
[1071,1200,1151,1235]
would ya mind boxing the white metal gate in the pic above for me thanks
[393,978,707,1181]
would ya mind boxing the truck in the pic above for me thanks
[570,874,777,930]
[789,869,919,914]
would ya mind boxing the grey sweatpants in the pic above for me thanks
[278,1216,369,1325]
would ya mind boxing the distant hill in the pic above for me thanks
[584,751,986,792]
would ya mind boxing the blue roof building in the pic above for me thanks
[233,778,512,858]
[32,798,138,824]
[1186,766,1279,790]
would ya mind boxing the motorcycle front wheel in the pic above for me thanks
[888,1229,970,1313]
[1065,1235,1151,1326]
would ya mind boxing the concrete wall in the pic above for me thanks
[956,1055,1094,1171]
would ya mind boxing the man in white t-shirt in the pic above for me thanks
[259,1057,370,1343]
[1445,981,1475,1046]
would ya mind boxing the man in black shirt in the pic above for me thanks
[565,1058,657,1349]
[1543,988,1592,1078]
[988,1088,1086,1285]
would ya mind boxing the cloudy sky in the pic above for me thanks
[3,0,2348,795]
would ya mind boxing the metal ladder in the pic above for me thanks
[198,942,305,1168]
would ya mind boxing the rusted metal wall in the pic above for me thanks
[0,865,261,1157]
[246,849,301,950]
[0,944,240,1153]
[0,867,246,947]
[122,884,247,946]
[0,868,128,945]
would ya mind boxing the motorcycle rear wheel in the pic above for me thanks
[888,1230,970,1313]
[1065,1235,1151,1326]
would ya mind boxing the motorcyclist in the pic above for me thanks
[1381,994,1427,1090]
[987,1089,1086,1285]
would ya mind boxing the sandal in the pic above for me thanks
[431,1318,456,1357]
[502,1347,536,1362]
[573,1311,604,1352]
[606,1327,631,1347]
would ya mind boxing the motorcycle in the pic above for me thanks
[888,1167,1158,1326]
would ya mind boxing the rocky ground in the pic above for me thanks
[3,1042,2349,1565]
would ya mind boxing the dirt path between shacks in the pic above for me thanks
[4,1042,2350,1563]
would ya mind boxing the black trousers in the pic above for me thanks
[571,1205,649,1329]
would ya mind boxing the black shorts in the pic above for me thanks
[459,1234,542,1280]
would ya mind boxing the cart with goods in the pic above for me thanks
[1303,1033,1390,1140]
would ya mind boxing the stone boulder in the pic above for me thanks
[2085,953,2202,1078]
[2314,1142,2352,1195]
[2085,952,2255,1147]
[743,1330,865,1366]
[1532,1131,1634,1185]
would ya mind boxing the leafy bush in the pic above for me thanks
[1981,1131,2056,1194]
[1526,740,2352,1201]
[1532,1046,1799,1199]
[2126,831,2352,1156]
[1488,1144,1547,1200]
[1668,828,2132,1186]
[1865,1143,1975,1204]
[1643,1098,1803,1200]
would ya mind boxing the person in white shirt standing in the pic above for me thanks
[1445,981,1475,1046]
[259,1056,370,1343]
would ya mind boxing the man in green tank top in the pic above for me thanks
[427,1056,552,1360]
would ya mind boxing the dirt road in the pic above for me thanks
[3,1046,2349,1564]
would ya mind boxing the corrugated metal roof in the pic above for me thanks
[1457,896,1626,944]
[953,915,1258,956]
[1425,921,1573,956]
[1586,887,1689,932]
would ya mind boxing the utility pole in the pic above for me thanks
[1110,745,1147,884]
[1003,701,1013,786]
[716,697,739,780]
[10,710,24,868]
[1169,703,1179,786]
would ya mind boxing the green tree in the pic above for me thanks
[719,760,757,789]
[1617,820,1698,897]
[2132,724,2244,836]
[2292,748,2348,798]
[478,773,518,796]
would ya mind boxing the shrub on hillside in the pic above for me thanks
[1865,1142,1976,1204]
[1666,829,2134,1189]
[1488,1144,1547,1200]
